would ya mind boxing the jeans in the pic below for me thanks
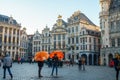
[82,64,85,70]
[116,70,119,80]
[3,67,13,78]
[51,64,58,75]
[38,67,42,77]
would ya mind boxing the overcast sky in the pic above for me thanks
[0,0,101,34]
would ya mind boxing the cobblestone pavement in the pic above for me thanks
[0,63,117,80]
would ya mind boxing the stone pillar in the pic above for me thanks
[2,27,5,54]
[106,53,109,66]
[96,54,99,65]
[92,54,94,65]
[11,28,13,57]
[14,29,18,60]
[115,38,117,47]
[18,30,21,57]
[87,54,89,65]
[6,27,9,43]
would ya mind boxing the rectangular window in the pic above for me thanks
[76,37,78,43]
[76,26,78,32]
[83,38,85,44]
[58,41,61,49]
[83,45,85,50]
[86,45,87,50]
[63,35,65,40]
[94,38,96,44]
[13,29,16,34]
[62,41,65,48]
[81,45,82,50]
[0,27,3,33]
[54,41,56,49]
[118,38,120,47]
[89,45,91,50]
[68,28,70,33]
[68,38,70,44]
[111,39,115,47]
[72,38,74,44]
[58,34,61,40]
[54,35,56,40]
[89,37,91,43]
[49,38,50,43]
[86,37,87,42]
[72,27,74,33]
[80,38,82,43]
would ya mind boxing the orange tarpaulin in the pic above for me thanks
[50,50,64,60]
[34,51,49,61]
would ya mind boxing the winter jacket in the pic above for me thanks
[3,56,12,67]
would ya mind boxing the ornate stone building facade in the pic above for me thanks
[31,11,101,65]
[27,35,33,61]
[41,26,51,53]
[32,30,41,56]
[51,15,67,59]
[0,14,21,60]
[66,11,101,65]
[100,0,120,65]
[20,28,28,60]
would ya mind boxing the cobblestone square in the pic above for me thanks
[0,63,117,80]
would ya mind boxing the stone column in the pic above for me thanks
[6,27,9,43]
[87,54,89,65]
[115,38,117,47]
[92,54,94,65]
[6,27,9,54]
[2,27,5,53]
[18,30,21,57]
[96,54,99,65]
[14,29,18,60]
[10,28,13,57]
[106,53,109,66]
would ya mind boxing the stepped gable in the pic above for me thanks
[79,13,96,26]
[68,11,96,26]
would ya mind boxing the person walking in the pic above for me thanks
[51,54,59,76]
[113,53,120,80]
[37,61,44,77]
[69,58,74,66]
[2,53,13,79]
[81,57,85,71]
[0,59,1,67]
[78,57,82,70]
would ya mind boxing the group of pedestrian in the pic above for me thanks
[17,57,24,64]
[37,54,59,78]
[1,52,120,80]
[78,57,86,71]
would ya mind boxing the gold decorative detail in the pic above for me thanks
[58,15,62,19]
[57,20,62,26]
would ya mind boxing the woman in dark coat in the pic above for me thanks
[51,54,59,76]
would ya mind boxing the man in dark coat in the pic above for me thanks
[51,54,59,76]
[78,57,82,70]
[37,61,44,77]
[113,53,120,80]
